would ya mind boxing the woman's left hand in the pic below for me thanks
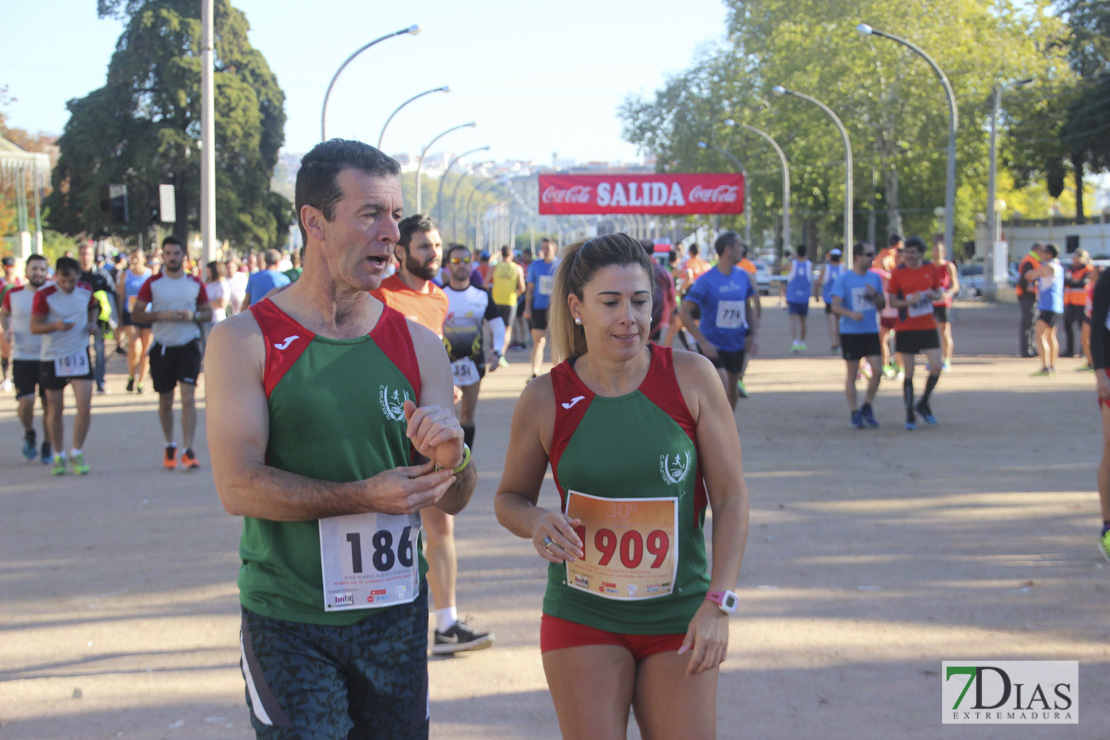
[677,600,729,676]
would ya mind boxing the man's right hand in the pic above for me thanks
[363,460,456,515]
[700,340,719,361]
[58,321,75,332]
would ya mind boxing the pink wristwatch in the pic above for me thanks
[705,590,739,614]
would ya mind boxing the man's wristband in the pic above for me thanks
[434,443,471,475]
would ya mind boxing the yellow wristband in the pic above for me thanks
[435,443,470,475]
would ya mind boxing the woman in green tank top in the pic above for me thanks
[495,233,750,740]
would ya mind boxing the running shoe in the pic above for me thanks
[790,341,802,354]
[181,448,200,469]
[70,453,89,476]
[51,456,68,476]
[1077,364,1095,373]
[850,410,865,429]
[1101,530,1110,563]
[798,342,807,352]
[96,386,108,395]
[915,401,937,425]
[882,364,898,380]
[40,441,52,464]
[498,355,509,368]
[830,345,839,355]
[0,378,11,392]
[736,379,749,399]
[1031,367,1052,377]
[860,361,873,380]
[896,368,905,380]
[22,433,36,460]
[941,360,951,372]
[136,383,144,394]
[432,620,495,655]
[163,444,178,470]
[126,376,135,392]
[904,410,916,431]
[860,403,879,428]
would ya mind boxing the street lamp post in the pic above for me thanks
[985,78,1032,298]
[377,85,451,149]
[435,146,490,225]
[857,23,957,262]
[321,24,421,142]
[772,85,853,251]
[725,119,791,253]
[416,122,476,213]
[464,178,501,245]
[696,141,751,246]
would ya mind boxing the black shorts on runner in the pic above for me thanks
[39,348,94,390]
[704,346,745,375]
[13,359,44,399]
[529,308,548,332]
[239,586,429,739]
[841,333,882,361]
[149,339,202,394]
[894,328,941,355]
[121,308,152,329]
[933,304,949,323]
[495,303,515,328]
[1037,310,1060,328]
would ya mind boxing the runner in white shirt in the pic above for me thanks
[0,254,51,462]
[132,236,212,470]
[442,243,505,452]
[30,256,98,476]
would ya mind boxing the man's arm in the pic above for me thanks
[524,280,535,317]
[679,298,715,358]
[516,265,525,295]
[206,314,458,521]
[407,320,477,515]
[946,263,960,297]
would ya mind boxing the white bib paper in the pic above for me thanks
[318,512,421,612]
[715,299,745,329]
[538,274,554,296]
[908,294,933,318]
[451,357,481,387]
[54,351,89,377]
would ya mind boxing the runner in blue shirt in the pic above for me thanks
[785,246,814,353]
[525,239,558,381]
[816,249,846,354]
[680,231,759,410]
[830,243,886,428]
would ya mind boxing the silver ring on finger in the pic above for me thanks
[542,536,553,551]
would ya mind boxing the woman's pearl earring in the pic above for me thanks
[574,317,583,325]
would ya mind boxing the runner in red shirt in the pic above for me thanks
[887,236,943,430]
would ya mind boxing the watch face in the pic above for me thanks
[722,592,739,612]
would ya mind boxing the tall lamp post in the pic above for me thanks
[321,24,420,142]
[724,119,791,252]
[857,23,956,260]
[696,141,751,246]
[377,85,451,149]
[772,85,853,251]
[416,122,476,213]
[435,145,490,225]
[465,178,503,245]
[450,161,491,241]
[985,78,1032,298]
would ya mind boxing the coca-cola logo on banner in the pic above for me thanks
[537,174,745,215]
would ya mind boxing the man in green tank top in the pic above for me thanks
[206,139,476,739]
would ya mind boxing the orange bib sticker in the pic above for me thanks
[564,490,678,601]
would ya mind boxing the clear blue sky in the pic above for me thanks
[1,0,729,163]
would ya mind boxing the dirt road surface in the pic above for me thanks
[2,298,1107,739]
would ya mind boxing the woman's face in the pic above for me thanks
[568,263,653,361]
[129,252,145,271]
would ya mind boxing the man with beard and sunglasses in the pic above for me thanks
[132,236,212,469]
[372,216,495,656]
[1,254,52,462]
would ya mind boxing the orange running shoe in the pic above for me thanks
[181,448,200,469]
[163,444,178,470]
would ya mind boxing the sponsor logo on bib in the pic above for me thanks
[659,451,692,485]
[379,385,411,422]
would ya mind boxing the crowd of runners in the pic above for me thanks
[2,138,1108,739]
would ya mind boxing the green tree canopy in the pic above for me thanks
[621,0,1072,254]
[46,0,288,249]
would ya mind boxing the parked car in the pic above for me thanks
[754,261,772,295]
[959,263,984,298]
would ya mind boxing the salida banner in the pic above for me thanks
[537,173,745,216]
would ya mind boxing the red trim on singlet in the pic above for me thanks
[249,299,421,402]
[549,343,707,518]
